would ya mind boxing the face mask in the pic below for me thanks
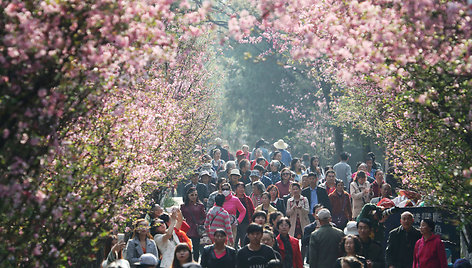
[222,190,230,197]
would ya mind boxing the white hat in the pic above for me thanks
[273,139,289,150]
[344,221,359,236]
[108,259,131,268]
[317,208,331,220]
[230,169,241,176]
[134,253,158,266]
[199,170,211,177]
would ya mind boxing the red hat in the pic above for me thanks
[236,150,244,156]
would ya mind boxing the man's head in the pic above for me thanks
[256,157,266,167]
[340,152,350,161]
[380,183,392,197]
[229,169,241,182]
[215,193,225,207]
[236,150,245,162]
[400,211,414,231]
[225,161,236,174]
[246,223,264,244]
[239,159,250,172]
[269,160,280,172]
[273,151,282,161]
[235,182,246,195]
[317,208,331,225]
[357,163,368,173]
[254,148,263,158]
[365,157,373,169]
[335,180,345,194]
[357,218,372,241]
[374,170,384,182]
[200,173,211,185]
[312,204,324,218]
[242,145,249,153]
[307,172,318,188]
[325,170,336,184]
[190,172,199,184]
[250,170,261,182]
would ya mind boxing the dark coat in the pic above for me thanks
[302,186,332,212]
[386,225,422,268]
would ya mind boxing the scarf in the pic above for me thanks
[281,235,293,268]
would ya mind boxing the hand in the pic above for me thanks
[366,260,373,268]
[170,211,178,220]
[363,188,370,194]
[112,241,126,254]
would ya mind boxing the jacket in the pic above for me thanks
[223,194,247,224]
[200,245,236,268]
[180,203,206,238]
[125,237,158,267]
[301,186,332,212]
[328,190,352,222]
[204,206,233,245]
[386,225,422,268]
[413,234,448,268]
[309,224,345,268]
[350,181,372,219]
[276,234,303,268]
[286,196,310,237]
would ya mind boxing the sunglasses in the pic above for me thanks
[154,221,165,227]
[222,188,230,191]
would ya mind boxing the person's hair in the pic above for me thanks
[309,156,319,171]
[263,229,275,238]
[335,180,344,187]
[339,234,363,255]
[357,218,372,229]
[221,182,231,191]
[272,151,281,160]
[253,181,265,194]
[253,164,265,173]
[103,234,121,261]
[269,211,283,226]
[252,211,268,222]
[216,178,226,190]
[340,256,363,268]
[213,149,221,156]
[235,181,246,190]
[247,223,264,234]
[355,170,366,180]
[239,159,250,169]
[291,182,301,190]
[290,158,300,172]
[256,157,266,165]
[422,218,435,232]
[270,160,281,168]
[280,167,291,179]
[312,204,324,214]
[159,213,170,225]
[171,243,193,268]
[324,165,333,174]
[267,185,279,198]
[225,161,236,171]
[374,170,383,177]
[261,191,270,201]
[132,219,153,239]
[401,211,413,219]
[184,187,201,205]
[340,152,350,161]
[242,144,249,150]
[214,228,227,237]
[326,170,336,177]
[215,193,225,206]
[266,258,282,268]
[307,172,317,179]
[276,217,291,229]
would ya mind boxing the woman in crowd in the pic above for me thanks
[335,235,367,268]
[267,184,286,215]
[350,171,372,219]
[171,243,194,268]
[250,181,265,207]
[275,168,292,198]
[307,156,324,181]
[220,182,247,248]
[255,192,277,215]
[126,219,158,267]
[101,234,127,268]
[413,219,448,268]
[261,229,282,260]
[211,149,226,174]
[266,160,281,184]
[154,212,178,268]
[329,180,352,229]
[206,177,227,209]
[272,151,286,171]
[285,182,309,239]
[290,158,303,182]
[181,187,206,262]
[275,217,303,268]
[200,229,237,268]
[268,211,283,237]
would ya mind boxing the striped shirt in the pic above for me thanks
[204,206,233,245]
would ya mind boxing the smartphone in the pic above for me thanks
[117,233,125,243]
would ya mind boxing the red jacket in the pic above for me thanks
[413,234,447,268]
[236,194,255,223]
[276,234,303,268]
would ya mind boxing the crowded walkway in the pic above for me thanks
[102,138,465,268]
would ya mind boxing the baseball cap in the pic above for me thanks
[236,150,245,156]
[134,253,158,266]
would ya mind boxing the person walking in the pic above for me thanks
[200,229,237,268]
[386,211,422,268]
[412,219,448,268]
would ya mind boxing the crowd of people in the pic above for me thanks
[101,138,470,268]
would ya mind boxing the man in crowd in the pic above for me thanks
[236,223,277,268]
[184,171,209,204]
[333,152,352,192]
[386,211,422,268]
[273,139,292,167]
[210,138,230,162]
[253,164,272,188]
[357,218,384,268]
[302,172,331,222]
[370,183,393,205]
[309,209,345,268]
[229,169,241,192]
[239,159,251,185]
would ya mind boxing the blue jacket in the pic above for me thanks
[125,237,158,266]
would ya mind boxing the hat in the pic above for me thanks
[344,221,359,236]
[236,150,245,156]
[273,139,289,150]
[250,170,260,177]
[317,208,331,220]
[199,170,210,177]
[230,169,241,176]
[134,253,158,266]
[108,259,131,268]
[215,138,223,146]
